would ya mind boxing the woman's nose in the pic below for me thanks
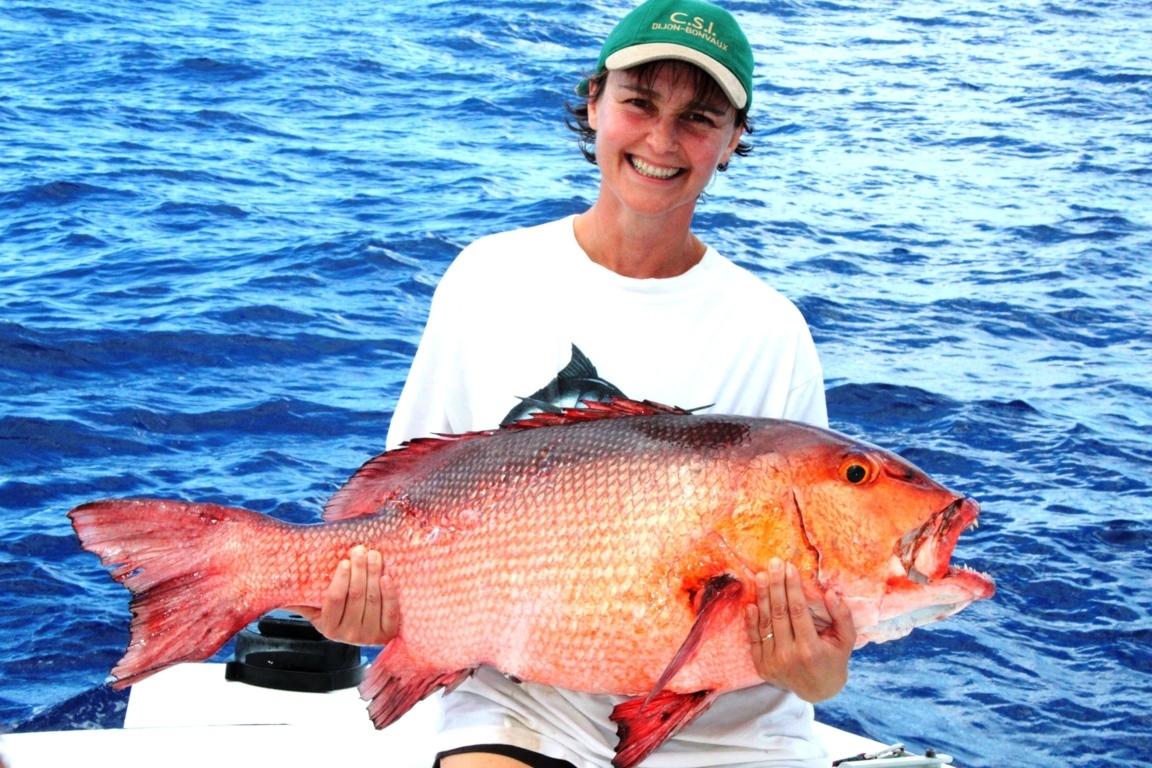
[646,115,679,154]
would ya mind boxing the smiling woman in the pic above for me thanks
[294,0,860,767]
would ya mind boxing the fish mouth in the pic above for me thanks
[894,497,981,584]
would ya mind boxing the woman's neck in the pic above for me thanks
[573,203,706,279]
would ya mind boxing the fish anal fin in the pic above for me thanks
[646,573,744,703]
[359,639,476,728]
[325,397,692,522]
[610,689,718,768]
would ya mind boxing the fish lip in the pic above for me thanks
[896,497,981,583]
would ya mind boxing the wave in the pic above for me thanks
[168,56,264,83]
[0,181,136,209]
[8,686,129,733]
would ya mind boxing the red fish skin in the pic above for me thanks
[363,425,768,696]
[69,430,767,696]
[71,407,995,768]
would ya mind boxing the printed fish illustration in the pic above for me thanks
[500,344,627,425]
[69,399,994,768]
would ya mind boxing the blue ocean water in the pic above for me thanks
[1,0,1150,765]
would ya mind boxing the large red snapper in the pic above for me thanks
[69,399,994,768]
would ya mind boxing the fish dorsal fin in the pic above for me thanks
[322,431,489,522]
[322,397,692,522]
[502,397,691,431]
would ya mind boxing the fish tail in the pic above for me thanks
[69,499,291,689]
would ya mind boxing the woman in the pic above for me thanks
[295,1,856,765]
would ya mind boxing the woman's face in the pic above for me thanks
[587,63,744,222]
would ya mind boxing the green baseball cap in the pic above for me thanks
[578,0,754,110]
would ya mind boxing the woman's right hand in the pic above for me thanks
[290,546,399,646]
[744,559,855,703]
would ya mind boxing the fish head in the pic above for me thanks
[734,423,995,647]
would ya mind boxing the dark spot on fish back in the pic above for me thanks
[632,417,750,450]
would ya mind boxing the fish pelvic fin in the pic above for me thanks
[610,689,718,768]
[68,499,285,689]
[359,638,476,728]
[645,573,744,705]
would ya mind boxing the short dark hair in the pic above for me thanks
[565,60,754,171]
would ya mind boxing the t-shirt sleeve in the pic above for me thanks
[780,321,829,429]
[783,372,828,428]
[385,260,469,449]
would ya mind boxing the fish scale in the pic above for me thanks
[69,401,993,768]
[396,442,701,688]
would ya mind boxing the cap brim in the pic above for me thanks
[605,43,747,110]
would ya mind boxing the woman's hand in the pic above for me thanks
[744,558,856,703]
[289,546,399,646]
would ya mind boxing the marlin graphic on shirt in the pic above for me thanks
[500,344,627,426]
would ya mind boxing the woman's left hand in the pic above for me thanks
[744,558,856,703]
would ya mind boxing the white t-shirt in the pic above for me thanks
[386,216,830,768]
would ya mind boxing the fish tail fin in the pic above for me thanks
[359,638,475,728]
[610,689,718,768]
[69,499,285,689]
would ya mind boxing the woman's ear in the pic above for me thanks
[587,83,600,131]
[720,124,745,167]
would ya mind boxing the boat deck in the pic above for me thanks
[0,664,951,767]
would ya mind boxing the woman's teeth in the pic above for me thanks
[630,156,681,179]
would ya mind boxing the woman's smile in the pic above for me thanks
[628,155,684,180]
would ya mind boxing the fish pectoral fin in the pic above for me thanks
[610,689,718,768]
[645,573,744,703]
[358,638,476,729]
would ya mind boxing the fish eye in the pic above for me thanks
[839,456,875,485]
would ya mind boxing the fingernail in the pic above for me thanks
[339,559,350,571]
[351,545,366,557]
[770,558,783,572]
[368,550,381,565]
[786,562,797,577]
